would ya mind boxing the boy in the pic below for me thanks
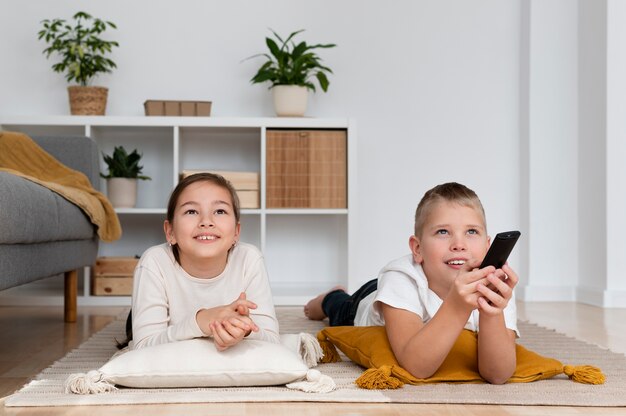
[304,182,519,384]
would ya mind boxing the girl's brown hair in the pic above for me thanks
[414,182,486,237]
[167,172,241,263]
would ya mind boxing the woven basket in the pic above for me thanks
[68,86,108,115]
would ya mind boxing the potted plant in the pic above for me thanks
[38,11,119,116]
[247,29,336,117]
[100,146,150,208]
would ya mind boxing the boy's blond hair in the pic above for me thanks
[414,182,486,237]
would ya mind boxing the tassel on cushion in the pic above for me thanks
[355,365,404,390]
[286,369,336,393]
[316,332,341,363]
[298,332,324,368]
[563,365,606,385]
[65,370,117,394]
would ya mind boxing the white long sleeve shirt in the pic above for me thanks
[130,242,279,349]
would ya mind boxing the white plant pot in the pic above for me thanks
[107,178,138,208]
[272,85,308,117]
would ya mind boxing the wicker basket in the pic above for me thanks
[68,86,108,115]
[266,129,347,208]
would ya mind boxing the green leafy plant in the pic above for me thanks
[38,11,119,86]
[248,29,336,92]
[100,146,151,180]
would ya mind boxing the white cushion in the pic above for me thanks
[98,337,308,388]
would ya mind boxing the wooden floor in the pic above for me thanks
[1,302,625,415]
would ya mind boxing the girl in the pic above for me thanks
[128,172,279,351]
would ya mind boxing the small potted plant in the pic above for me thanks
[247,29,336,117]
[100,146,151,208]
[38,11,119,116]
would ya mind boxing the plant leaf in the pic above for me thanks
[38,11,118,86]
[245,29,335,93]
[101,146,151,180]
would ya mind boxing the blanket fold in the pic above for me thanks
[0,131,121,242]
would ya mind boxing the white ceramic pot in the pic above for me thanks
[107,178,137,208]
[272,85,308,117]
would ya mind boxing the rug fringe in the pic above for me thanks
[65,370,117,394]
[286,369,336,393]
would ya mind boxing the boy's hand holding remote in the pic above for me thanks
[475,230,521,314]
[476,263,518,315]
[447,258,496,312]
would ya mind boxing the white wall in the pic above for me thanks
[518,0,626,307]
[519,0,579,301]
[0,0,522,289]
[604,0,626,306]
[577,0,608,304]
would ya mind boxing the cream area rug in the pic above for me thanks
[5,307,626,407]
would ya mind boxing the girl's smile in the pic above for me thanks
[194,233,219,241]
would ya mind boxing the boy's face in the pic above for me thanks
[410,201,490,286]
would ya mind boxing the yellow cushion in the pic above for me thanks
[317,326,605,388]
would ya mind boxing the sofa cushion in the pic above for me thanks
[0,238,98,290]
[0,172,95,244]
[32,135,100,188]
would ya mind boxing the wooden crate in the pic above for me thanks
[92,276,133,296]
[266,130,347,208]
[91,257,138,296]
[144,100,212,116]
[93,257,139,276]
[236,190,260,209]
[180,170,260,208]
[181,170,259,190]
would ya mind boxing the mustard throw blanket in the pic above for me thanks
[0,131,121,242]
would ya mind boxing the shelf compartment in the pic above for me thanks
[179,127,261,174]
[264,215,348,292]
[92,125,175,209]
[266,129,347,209]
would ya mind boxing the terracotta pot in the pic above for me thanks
[68,86,108,116]
[272,85,308,117]
[107,178,137,208]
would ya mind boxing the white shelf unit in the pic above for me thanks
[0,116,357,306]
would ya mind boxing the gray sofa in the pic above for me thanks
[0,135,100,322]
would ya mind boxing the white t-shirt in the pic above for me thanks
[354,254,519,337]
[130,242,280,349]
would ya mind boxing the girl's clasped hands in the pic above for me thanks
[196,292,260,351]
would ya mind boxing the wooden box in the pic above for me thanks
[92,276,134,296]
[180,170,260,209]
[91,257,138,296]
[266,130,347,208]
[144,100,212,116]
[236,190,260,209]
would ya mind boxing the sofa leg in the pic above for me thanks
[64,270,78,323]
